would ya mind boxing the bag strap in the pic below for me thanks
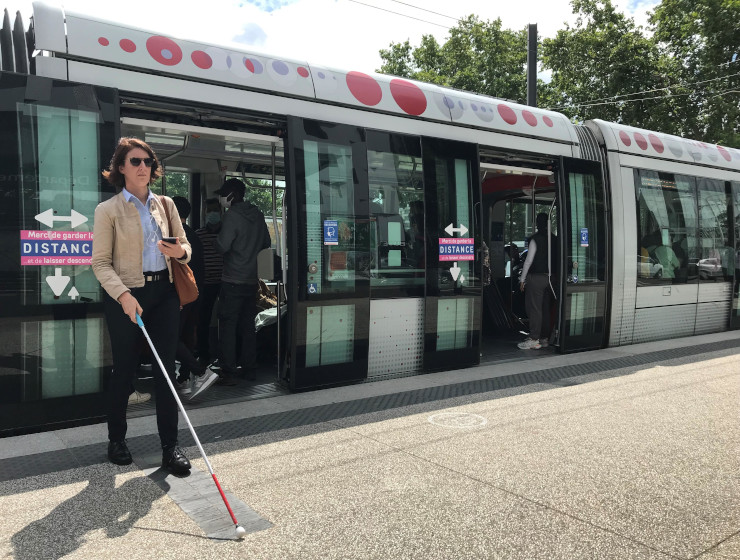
[159,195,172,233]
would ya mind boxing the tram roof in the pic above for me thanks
[31,2,576,145]
[588,120,740,172]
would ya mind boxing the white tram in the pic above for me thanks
[1,3,738,434]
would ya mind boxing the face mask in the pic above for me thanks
[205,212,221,226]
[219,192,236,209]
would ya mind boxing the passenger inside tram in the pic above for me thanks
[119,121,288,402]
[479,160,559,354]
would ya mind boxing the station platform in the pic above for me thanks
[1,330,739,559]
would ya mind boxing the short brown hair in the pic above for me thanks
[102,137,163,189]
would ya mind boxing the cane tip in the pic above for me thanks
[235,525,247,539]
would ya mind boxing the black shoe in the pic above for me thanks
[162,446,191,475]
[240,366,257,381]
[108,440,133,466]
[215,374,237,386]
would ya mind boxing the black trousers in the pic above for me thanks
[177,298,202,376]
[104,278,180,448]
[218,281,257,373]
[196,283,221,363]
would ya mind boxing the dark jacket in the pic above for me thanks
[216,201,270,284]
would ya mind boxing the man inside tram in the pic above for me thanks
[215,178,271,382]
[195,198,224,367]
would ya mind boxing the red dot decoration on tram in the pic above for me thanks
[634,132,648,150]
[191,50,213,70]
[522,110,538,126]
[297,67,310,78]
[244,58,255,73]
[346,71,382,106]
[619,131,632,146]
[389,79,427,116]
[119,39,136,53]
[146,36,183,66]
[648,133,664,153]
[717,146,731,161]
[497,104,517,125]
[98,37,109,46]
[543,116,554,127]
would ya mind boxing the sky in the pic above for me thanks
[7,0,661,75]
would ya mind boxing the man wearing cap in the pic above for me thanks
[215,178,271,381]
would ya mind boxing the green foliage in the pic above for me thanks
[541,0,675,131]
[649,0,740,146]
[379,15,531,103]
[242,179,284,217]
[149,171,189,197]
[378,0,739,147]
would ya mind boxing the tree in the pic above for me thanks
[649,0,740,146]
[378,16,535,104]
[540,0,676,132]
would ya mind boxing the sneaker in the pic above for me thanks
[128,390,151,405]
[208,359,222,373]
[177,376,192,395]
[517,338,541,350]
[189,368,219,400]
[539,339,549,348]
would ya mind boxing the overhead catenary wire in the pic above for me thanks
[548,70,740,111]
[346,0,452,29]
[546,86,739,111]
[389,0,460,21]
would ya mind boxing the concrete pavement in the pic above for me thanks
[1,331,739,559]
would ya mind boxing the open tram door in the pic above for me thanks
[556,157,609,352]
[119,118,289,385]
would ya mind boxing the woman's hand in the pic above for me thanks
[158,238,186,259]
[118,291,143,324]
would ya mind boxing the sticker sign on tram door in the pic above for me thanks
[440,223,473,284]
[438,238,475,261]
[20,207,92,300]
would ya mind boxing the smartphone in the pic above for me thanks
[162,236,178,244]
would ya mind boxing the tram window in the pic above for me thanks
[303,140,367,294]
[365,132,425,295]
[635,170,698,284]
[242,180,284,250]
[149,171,189,199]
[697,178,733,281]
[503,199,556,278]
[367,150,424,291]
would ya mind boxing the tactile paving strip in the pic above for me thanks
[1,337,738,483]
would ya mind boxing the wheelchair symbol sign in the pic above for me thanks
[308,283,318,294]
[580,228,589,247]
[324,220,338,245]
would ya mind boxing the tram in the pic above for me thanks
[1,3,739,435]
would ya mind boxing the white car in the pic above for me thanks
[697,258,722,279]
[637,255,663,278]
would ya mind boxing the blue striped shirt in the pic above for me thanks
[122,188,167,273]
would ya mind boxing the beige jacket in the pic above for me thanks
[92,192,192,302]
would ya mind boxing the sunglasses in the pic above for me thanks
[129,157,154,168]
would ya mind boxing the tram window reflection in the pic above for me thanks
[367,145,425,294]
[635,170,698,284]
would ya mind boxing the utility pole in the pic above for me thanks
[527,23,537,107]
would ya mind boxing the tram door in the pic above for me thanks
[422,138,482,371]
[557,157,609,352]
[285,117,370,389]
[732,182,740,330]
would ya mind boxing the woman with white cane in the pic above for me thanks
[92,137,192,475]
